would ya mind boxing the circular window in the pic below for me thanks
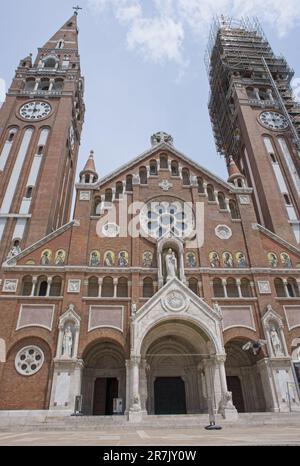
[140,200,194,239]
[15,346,44,376]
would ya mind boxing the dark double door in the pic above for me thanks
[93,378,118,415]
[154,377,187,415]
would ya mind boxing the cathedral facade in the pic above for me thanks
[0,14,299,420]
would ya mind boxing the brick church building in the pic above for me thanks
[0,14,299,421]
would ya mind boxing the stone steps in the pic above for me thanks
[0,411,300,431]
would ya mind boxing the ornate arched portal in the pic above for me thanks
[81,340,126,415]
[127,277,238,421]
[225,339,266,413]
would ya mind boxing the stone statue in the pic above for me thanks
[270,327,283,357]
[7,241,22,260]
[165,248,177,281]
[62,326,73,358]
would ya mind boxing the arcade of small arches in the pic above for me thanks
[16,274,300,300]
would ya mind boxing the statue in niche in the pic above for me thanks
[62,325,73,358]
[90,250,100,267]
[186,252,196,268]
[269,326,283,357]
[165,248,178,281]
[41,250,51,265]
[209,252,220,268]
[223,252,233,268]
[7,240,22,260]
[236,252,247,268]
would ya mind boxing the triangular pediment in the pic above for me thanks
[131,277,225,355]
[255,224,300,262]
[94,141,251,195]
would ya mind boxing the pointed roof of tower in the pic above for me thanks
[80,151,99,181]
[41,14,79,50]
[227,155,243,182]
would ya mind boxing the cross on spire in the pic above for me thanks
[73,5,82,15]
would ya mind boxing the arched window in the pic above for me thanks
[207,184,215,201]
[274,278,286,297]
[53,78,64,91]
[143,277,154,298]
[150,160,157,175]
[117,277,128,297]
[229,200,240,219]
[7,128,18,143]
[105,189,113,202]
[237,179,243,188]
[56,40,64,49]
[160,154,168,169]
[22,275,32,296]
[171,161,179,176]
[25,186,33,199]
[241,278,252,298]
[39,78,50,91]
[49,276,62,296]
[126,175,133,192]
[188,278,198,295]
[24,78,35,91]
[246,87,256,99]
[139,167,147,185]
[226,278,239,298]
[115,181,123,199]
[287,278,300,297]
[44,57,57,68]
[213,278,224,297]
[35,276,48,297]
[182,168,190,186]
[94,197,101,215]
[88,276,99,297]
[218,192,226,210]
[197,177,204,193]
[102,277,114,297]
[85,174,90,184]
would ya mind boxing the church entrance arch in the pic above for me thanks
[81,341,126,415]
[140,319,216,415]
[225,339,266,412]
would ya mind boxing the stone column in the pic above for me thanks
[283,279,289,297]
[216,355,238,420]
[236,279,242,298]
[98,278,103,298]
[125,360,131,415]
[222,279,228,298]
[46,277,52,297]
[113,278,118,298]
[128,355,146,422]
[31,276,38,296]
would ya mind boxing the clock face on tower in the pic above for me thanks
[19,101,52,121]
[258,111,289,130]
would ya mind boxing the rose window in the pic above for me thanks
[15,346,44,376]
[140,200,194,239]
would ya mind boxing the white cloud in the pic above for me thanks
[88,0,300,64]
[127,16,185,63]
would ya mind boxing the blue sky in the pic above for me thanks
[1,0,300,181]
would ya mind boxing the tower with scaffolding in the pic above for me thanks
[205,16,300,161]
[205,16,300,244]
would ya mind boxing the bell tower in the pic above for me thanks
[207,17,300,245]
[0,13,85,262]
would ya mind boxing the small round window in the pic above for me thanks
[15,346,44,376]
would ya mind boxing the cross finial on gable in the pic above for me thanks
[73,5,83,15]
